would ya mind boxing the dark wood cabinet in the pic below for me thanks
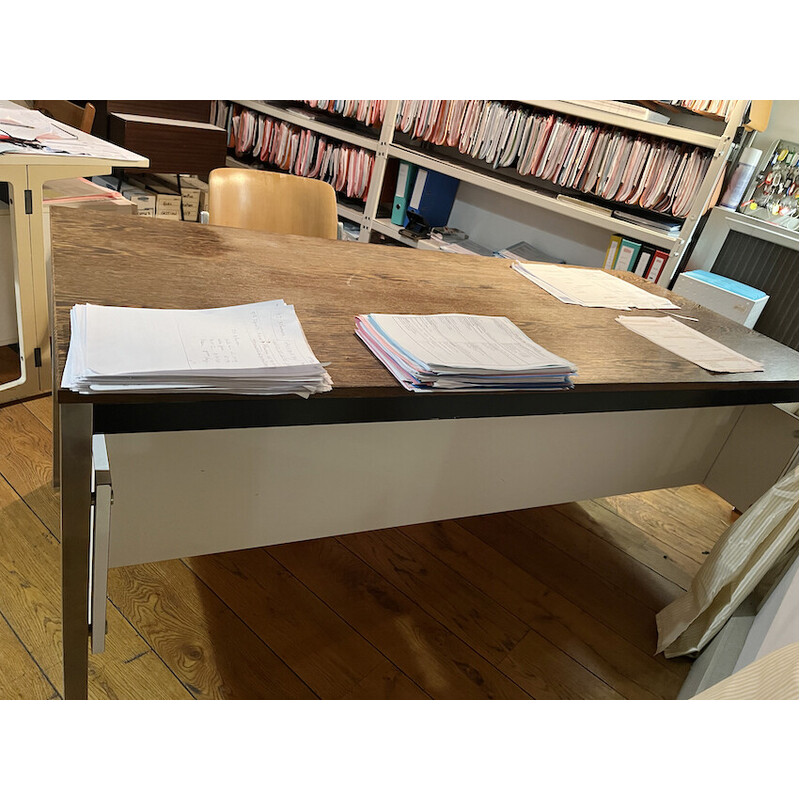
[106,111,227,176]
[91,101,213,134]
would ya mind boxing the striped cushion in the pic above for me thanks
[692,642,798,700]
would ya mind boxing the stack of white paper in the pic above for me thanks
[355,313,576,392]
[512,262,680,311]
[62,300,332,396]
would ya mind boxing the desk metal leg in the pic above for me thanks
[60,402,93,700]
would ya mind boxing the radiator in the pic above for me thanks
[711,230,798,351]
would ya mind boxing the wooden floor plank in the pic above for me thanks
[184,547,413,699]
[0,472,192,699]
[338,664,430,700]
[89,605,193,701]
[0,401,60,537]
[0,475,64,682]
[0,610,58,700]
[497,630,625,700]
[508,505,686,611]
[340,528,529,666]
[597,492,720,564]
[658,485,740,542]
[108,560,316,699]
[663,484,740,526]
[349,526,628,699]
[458,512,664,656]
[272,537,531,699]
[23,395,54,432]
[551,499,698,589]
[401,520,684,699]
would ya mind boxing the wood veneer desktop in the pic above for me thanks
[50,209,798,700]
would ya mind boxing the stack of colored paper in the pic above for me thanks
[62,300,332,396]
[355,313,576,392]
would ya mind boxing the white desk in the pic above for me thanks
[0,100,147,404]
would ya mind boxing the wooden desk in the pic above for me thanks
[50,209,799,699]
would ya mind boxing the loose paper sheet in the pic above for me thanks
[616,315,764,373]
[513,262,680,310]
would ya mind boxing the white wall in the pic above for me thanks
[749,100,799,153]
[448,183,611,267]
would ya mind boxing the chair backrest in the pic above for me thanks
[208,169,339,240]
[31,100,96,133]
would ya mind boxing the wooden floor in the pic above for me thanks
[0,345,21,385]
[0,394,740,700]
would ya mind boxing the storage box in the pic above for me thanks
[91,176,156,216]
[125,175,182,220]
[180,175,210,213]
[152,173,202,221]
[674,270,769,328]
[123,189,156,217]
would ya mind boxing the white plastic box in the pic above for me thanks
[674,269,769,329]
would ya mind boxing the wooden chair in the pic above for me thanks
[208,168,339,239]
[31,100,96,133]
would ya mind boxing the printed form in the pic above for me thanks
[62,301,331,395]
[512,262,680,311]
[366,313,574,373]
[617,316,764,373]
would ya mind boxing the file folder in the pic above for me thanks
[603,235,622,270]
[633,244,655,277]
[391,161,417,226]
[645,249,670,282]
[406,168,459,228]
[614,238,642,272]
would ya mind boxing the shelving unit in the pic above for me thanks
[222,99,752,287]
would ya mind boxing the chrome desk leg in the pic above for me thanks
[91,435,113,655]
[60,402,93,700]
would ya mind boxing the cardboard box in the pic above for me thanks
[125,175,181,220]
[674,270,769,329]
[91,176,156,216]
[177,175,210,213]
[151,173,201,221]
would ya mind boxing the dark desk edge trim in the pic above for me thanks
[90,385,799,436]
